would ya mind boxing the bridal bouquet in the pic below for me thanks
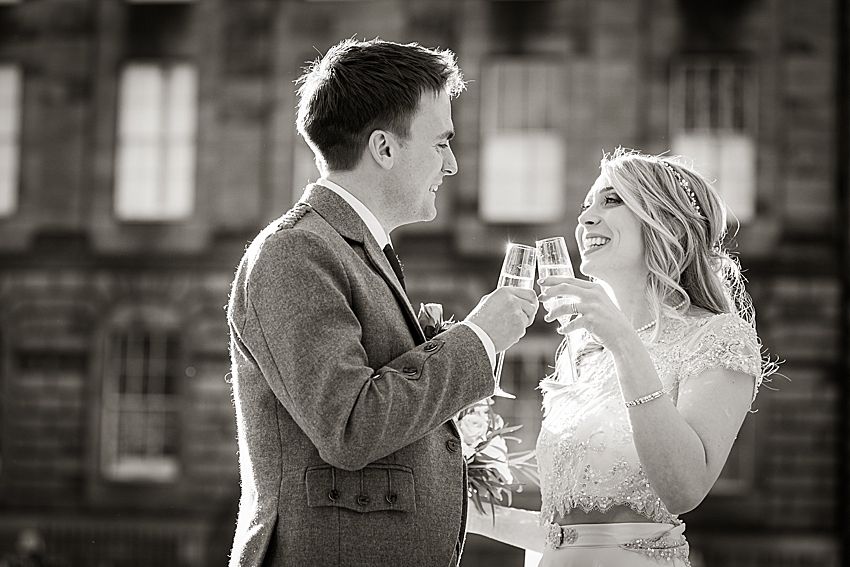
[455,398,539,516]
[418,303,540,517]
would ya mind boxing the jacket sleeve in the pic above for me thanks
[234,229,495,470]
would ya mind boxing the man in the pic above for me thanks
[227,38,538,567]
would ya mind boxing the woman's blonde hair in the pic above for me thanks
[548,148,776,387]
[598,147,754,337]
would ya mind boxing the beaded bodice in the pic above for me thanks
[536,312,762,525]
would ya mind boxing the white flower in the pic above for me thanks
[418,303,446,340]
[419,302,443,325]
[457,412,489,455]
[479,436,513,484]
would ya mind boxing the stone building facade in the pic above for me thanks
[0,1,842,566]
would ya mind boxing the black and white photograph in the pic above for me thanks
[0,1,842,566]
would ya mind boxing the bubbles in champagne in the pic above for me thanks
[537,264,574,316]
[498,273,534,289]
[538,264,573,279]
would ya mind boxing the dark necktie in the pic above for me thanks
[382,244,406,291]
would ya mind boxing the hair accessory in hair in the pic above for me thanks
[660,160,700,214]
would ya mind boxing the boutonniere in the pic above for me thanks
[417,303,456,340]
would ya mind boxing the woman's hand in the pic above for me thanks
[537,276,635,351]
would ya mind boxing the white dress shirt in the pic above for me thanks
[317,178,496,369]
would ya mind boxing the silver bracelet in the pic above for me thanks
[624,388,668,408]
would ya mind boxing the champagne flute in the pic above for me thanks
[536,237,579,384]
[493,243,537,398]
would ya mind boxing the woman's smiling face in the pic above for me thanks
[574,173,648,283]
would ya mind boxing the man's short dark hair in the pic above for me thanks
[296,38,465,173]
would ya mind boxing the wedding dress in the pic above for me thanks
[492,312,763,567]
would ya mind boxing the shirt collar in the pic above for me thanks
[317,178,391,249]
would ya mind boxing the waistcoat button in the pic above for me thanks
[357,495,371,506]
[446,439,459,453]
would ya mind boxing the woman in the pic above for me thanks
[466,148,776,566]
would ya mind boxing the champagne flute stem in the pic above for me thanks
[493,351,515,398]
[494,351,505,383]
[562,332,578,384]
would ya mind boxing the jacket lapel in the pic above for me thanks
[302,184,426,344]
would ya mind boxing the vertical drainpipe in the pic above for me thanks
[837,0,850,563]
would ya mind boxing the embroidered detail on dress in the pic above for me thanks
[545,523,579,549]
[677,314,761,400]
[537,312,762,529]
[620,531,691,565]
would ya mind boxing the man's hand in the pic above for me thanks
[464,287,539,353]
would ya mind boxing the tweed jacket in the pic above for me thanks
[227,184,495,567]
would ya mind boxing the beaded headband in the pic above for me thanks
[659,160,700,214]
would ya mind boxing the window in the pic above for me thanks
[101,319,182,482]
[479,59,566,224]
[0,65,22,217]
[669,58,758,222]
[114,62,198,221]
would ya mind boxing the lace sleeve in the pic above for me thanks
[678,313,763,402]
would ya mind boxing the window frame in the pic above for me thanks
[0,63,23,218]
[668,56,759,223]
[98,306,184,484]
[114,60,199,222]
[478,57,567,225]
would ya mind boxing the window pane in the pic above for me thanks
[670,59,757,223]
[115,142,160,219]
[0,65,22,217]
[102,323,181,482]
[165,65,198,137]
[115,63,198,221]
[480,132,565,224]
[718,133,757,222]
[0,144,19,217]
[479,60,566,224]
[163,142,195,218]
[119,65,163,139]
[672,132,756,223]
[0,68,21,137]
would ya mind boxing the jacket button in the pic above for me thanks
[386,492,398,505]
[423,342,438,352]
[327,489,340,502]
[402,367,417,375]
[446,439,459,453]
[357,495,371,506]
